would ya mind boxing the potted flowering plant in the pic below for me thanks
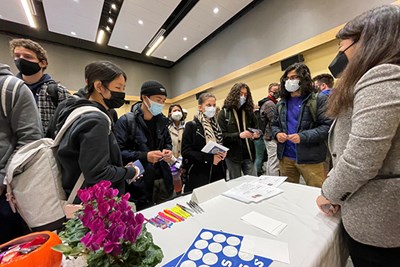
[53,181,163,267]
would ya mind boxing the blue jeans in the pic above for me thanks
[225,158,257,180]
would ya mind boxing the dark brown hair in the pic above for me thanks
[327,5,400,117]
[10,38,48,69]
[85,61,127,96]
[280,63,314,99]
[312,73,334,88]
[223,82,254,113]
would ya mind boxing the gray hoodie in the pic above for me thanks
[0,63,42,187]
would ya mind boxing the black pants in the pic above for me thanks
[0,194,30,244]
[343,224,400,267]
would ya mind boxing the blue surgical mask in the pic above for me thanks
[240,96,246,106]
[144,97,164,116]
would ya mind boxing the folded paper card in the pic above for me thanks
[241,211,287,236]
[240,235,290,264]
[191,179,228,204]
[201,141,229,154]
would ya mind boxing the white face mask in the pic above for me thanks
[285,79,300,92]
[204,106,216,118]
[171,111,183,121]
[240,96,247,106]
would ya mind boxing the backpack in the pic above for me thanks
[45,81,60,107]
[278,92,319,122]
[3,105,111,230]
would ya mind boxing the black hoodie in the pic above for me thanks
[56,97,135,202]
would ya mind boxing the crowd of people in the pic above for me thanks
[0,4,399,266]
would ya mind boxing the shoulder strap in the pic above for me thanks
[46,81,59,107]
[1,76,23,119]
[126,112,136,145]
[53,106,111,147]
[307,93,318,122]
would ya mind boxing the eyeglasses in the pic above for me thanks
[284,75,300,81]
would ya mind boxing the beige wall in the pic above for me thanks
[173,40,338,121]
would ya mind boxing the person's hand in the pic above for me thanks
[213,152,226,165]
[316,195,340,216]
[252,130,261,139]
[287,134,301,144]
[240,130,253,139]
[162,149,173,163]
[147,150,164,164]
[276,132,288,143]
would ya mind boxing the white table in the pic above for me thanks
[141,176,348,267]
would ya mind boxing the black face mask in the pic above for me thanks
[14,58,42,76]
[328,41,356,78]
[102,87,126,109]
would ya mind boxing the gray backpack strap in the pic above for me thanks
[1,76,23,118]
[53,106,111,147]
[67,173,85,204]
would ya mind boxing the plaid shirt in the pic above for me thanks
[36,82,70,134]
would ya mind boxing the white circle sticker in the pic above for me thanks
[208,242,223,253]
[180,260,196,267]
[188,249,203,261]
[239,251,255,261]
[222,246,238,257]
[202,253,218,265]
[226,236,241,246]
[200,231,213,240]
[213,234,226,243]
[195,240,209,250]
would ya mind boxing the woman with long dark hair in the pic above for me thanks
[57,61,138,201]
[316,5,400,266]
[218,82,260,179]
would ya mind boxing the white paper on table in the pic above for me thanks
[240,235,290,264]
[222,183,283,203]
[250,175,288,187]
[241,211,287,236]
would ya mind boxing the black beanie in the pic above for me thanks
[140,80,167,97]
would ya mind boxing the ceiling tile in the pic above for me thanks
[0,0,32,26]
[108,0,180,53]
[43,0,103,41]
[152,0,253,62]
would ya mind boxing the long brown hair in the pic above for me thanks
[327,5,400,117]
[223,82,254,113]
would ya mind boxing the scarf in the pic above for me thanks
[197,111,223,145]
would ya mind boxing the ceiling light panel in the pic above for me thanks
[42,0,103,41]
[109,0,180,53]
[152,0,252,62]
[0,0,34,26]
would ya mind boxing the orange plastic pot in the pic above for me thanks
[0,231,62,267]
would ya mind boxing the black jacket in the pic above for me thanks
[271,93,332,164]
[57,97,135,202]
[181,118,226,192]
[217,106,259,163]
[114,103,173,206]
